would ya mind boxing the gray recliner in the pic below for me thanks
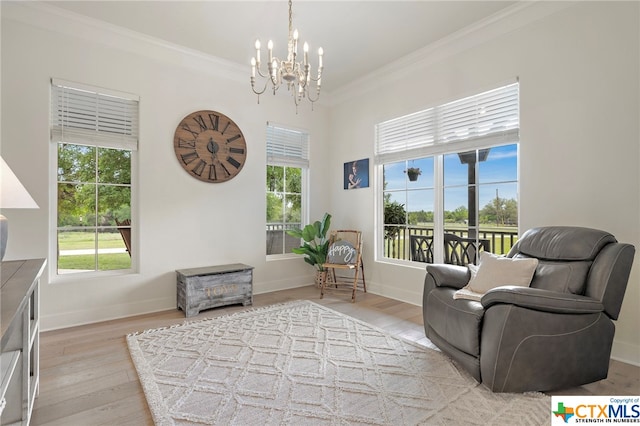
[422,226,635,392]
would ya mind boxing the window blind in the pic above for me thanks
[51,79,139,151]
[375,82,519,163]
[266,122,309,167]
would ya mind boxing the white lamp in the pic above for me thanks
[0,156,39,261]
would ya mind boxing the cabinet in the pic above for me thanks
[1,259,46,426]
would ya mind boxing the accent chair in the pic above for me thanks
[422,226,635,392]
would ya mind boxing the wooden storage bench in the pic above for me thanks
[176,263,253,317]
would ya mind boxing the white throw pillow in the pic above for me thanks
[453,252,538,301]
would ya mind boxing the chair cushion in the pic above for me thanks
[524,258,592,295]
[426,287,485,357]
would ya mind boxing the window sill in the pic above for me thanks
[266,253,300,262]
[49,268,138,284]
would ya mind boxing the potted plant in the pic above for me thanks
[287,213,332,282]
[406,167,421,181]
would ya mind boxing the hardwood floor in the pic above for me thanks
[32,286,639,425]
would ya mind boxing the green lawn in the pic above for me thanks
[58,253,131,271]
[58,231,125,250]
[58,231,131,271]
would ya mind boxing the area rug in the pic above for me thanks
[127,300,550,425]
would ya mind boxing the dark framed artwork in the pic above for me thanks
[344,158,369,190]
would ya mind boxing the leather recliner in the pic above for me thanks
[422,226,635,392]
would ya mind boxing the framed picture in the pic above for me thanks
[344,158,369,189]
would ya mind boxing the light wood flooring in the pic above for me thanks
[32,286,640,425]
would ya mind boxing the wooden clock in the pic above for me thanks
[173,110,247,183]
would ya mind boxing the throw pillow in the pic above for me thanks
[453,252,538,301]
[327,240,357,265]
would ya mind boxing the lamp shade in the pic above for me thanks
[1,156,39,260]
[0,156,38,209]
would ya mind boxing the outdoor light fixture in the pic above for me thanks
[250,0,323,109]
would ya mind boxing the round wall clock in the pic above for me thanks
[173,110,247,183]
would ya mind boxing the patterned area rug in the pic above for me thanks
[127,300,550,425]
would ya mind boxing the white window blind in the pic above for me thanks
[266,122,309,167]
[51,79,139,150]
[376,82,519,163]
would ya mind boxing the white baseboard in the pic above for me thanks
[253,275,315,295]
[41,296,175,332]
[40,276,315,332]
[611,340,640,367]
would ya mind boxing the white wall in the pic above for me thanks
[1,2,330,329]
[2,1,638,366]
[328,1,640,364]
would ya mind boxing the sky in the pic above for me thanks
[383,144,518,213]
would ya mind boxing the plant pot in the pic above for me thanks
[407,172,419,181]
[314,270,333,288]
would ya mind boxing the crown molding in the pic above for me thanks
[328,1,576,106]
[2,1,334,108]
[2,1,574,109]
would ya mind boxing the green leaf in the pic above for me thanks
[287,229,303,238]
[301,224,317,243]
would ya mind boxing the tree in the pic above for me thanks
[57,144,131,227]
[384,201,407,258]
[479,196,518,226]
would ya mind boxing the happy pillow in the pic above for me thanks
[453,252,539,301]
[327,241,357,265]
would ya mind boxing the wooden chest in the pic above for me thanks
[176,263,253,317]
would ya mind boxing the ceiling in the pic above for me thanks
[48,1,517,93]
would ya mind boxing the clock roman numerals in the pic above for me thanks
[226,156,242,169]
[181,151,199,164]
[178,138,196,149]
[181,124,199,139]
[193,113,220,132]
[192,159,206,176]
[226,134,242,144]
[208,164,217,181]
[229,147,245,154]
[193,114,208,131]
[220,121,230,135]
[208,113,219,131]
[220,163,231,177]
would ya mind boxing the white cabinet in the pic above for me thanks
[1,259,46,426]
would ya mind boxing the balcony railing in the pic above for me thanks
[266,223,302,255]
[384,226,519,265]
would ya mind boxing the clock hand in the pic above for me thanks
[207,138,219,162]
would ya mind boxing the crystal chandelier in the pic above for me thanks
[250,0,323,109]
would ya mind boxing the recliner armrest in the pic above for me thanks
[426,264,470,289]
[481,286,605,314]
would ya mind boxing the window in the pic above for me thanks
[376,82,519,265]
[51,80,138,275]
[266,123,309,256]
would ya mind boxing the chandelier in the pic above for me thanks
[250,0,323,109]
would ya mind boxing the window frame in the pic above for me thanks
[265,122,310,260]
[49,79,139,281]
[374,82,520,267]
